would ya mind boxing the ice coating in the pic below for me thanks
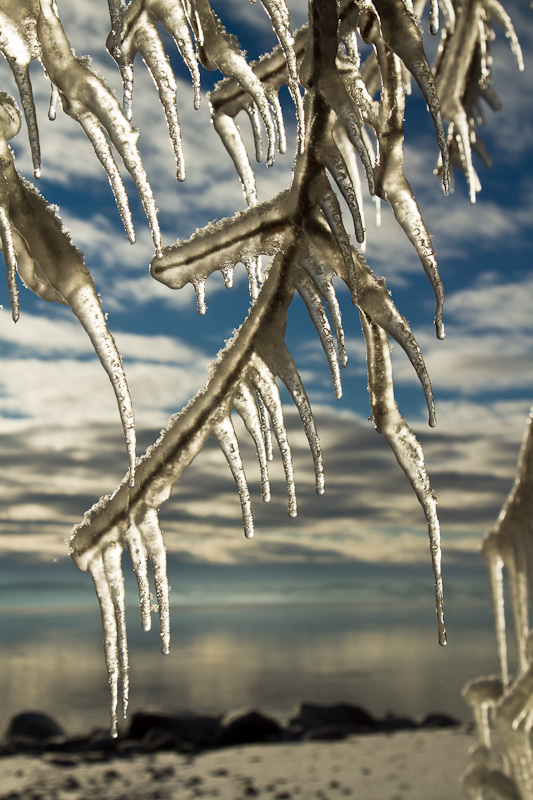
[319,129,365,244]
[234,384,271,503]
[295,270,343,399]
[370,0,450,192]
[0,112,137,485]
[249,353,297,517]
[364,30,446,338]
[462,676,504,748]
[299,244,347,368]
[214,415,255,538]
[75,112,135,244]
[0,0,162,254]
[359,309,446,645]
[0,5,41,178]
[138,506,170,655]
[257,0,305,152]
[125,519,152,632]
[0,0,523,743]
[0,93,21,321]
[434,0,523,202]
[462,411,533,798]
[107,0,201,139]
[61,0,524,732]
[355,258,436,427]
[89,548,122,738]
[208,25,307,204]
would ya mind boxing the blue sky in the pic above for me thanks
[0,0,531,575]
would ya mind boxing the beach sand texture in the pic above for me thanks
[0,727,475,799]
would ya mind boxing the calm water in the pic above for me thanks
[0,556,502,736]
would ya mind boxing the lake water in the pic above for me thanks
[0,555,503,736]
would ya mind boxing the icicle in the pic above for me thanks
[326,79,375,195]
[130,24,186,181]
[300,245,347,368]
[256,0,305,153]
[48,84,59,121]
[439,0,456,31]
[193,279,207,315]
[370,0,450,192]
[71,283,137,488]
[212,112,258,206]
[296,271,342,399]
[255,390,274,462]
[320,140,365,244]
[462,676,503,748]
[193,0,276,166]
[126,519,152,632]
[102,541,129,718]
[138,507,170,654]
[89,552,120,737]
[246,103,264,163]
[318,187,358,305]
[0,103,20,321]
[0,204,19,322]
[245,258,259,300]
[429,0,440,34]
[76,113,135,244]
[332,122,366,250]
[355,260,436,426]
[343,29,360,67]
[0,133,138,485]
[234,384,271,502]
[484,0,524,71]
[360,310,446,645]
[251,355,297,517]
[371,44,446,339]
[478,17,490,86]
[10,63,41,179]
[264,341,325,496]
[268,91,286,154]
[159,0,202,108]
[214,415,255,538]
[374,196,381,228]
[222,265,234,288]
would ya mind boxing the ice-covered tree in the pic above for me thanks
[0,0,525,743]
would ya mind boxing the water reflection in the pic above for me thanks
[0,601,498,735]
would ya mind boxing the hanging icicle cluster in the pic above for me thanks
[0,0,523,735]
[462,410,533,800]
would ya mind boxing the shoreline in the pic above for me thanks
[0,723,476,800]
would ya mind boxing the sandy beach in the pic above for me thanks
[0,726,475,799]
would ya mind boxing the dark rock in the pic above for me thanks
[289,702,376,732]
[217,710,282,747]
[303,726,351,741]
[76,733,119,754]
[141,728,179,752]
[127,711,221,747]
[418,712,460,728]
[5,711,64,742]
[376,716,417,732]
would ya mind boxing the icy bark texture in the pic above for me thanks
[462,410,533,800]
[0,0,522,734]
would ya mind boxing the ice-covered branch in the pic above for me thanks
[0,91,137,486]
[463,411,533,798]
[434,0,524,201]
[67,0,455,731]
[0,0,161,253]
